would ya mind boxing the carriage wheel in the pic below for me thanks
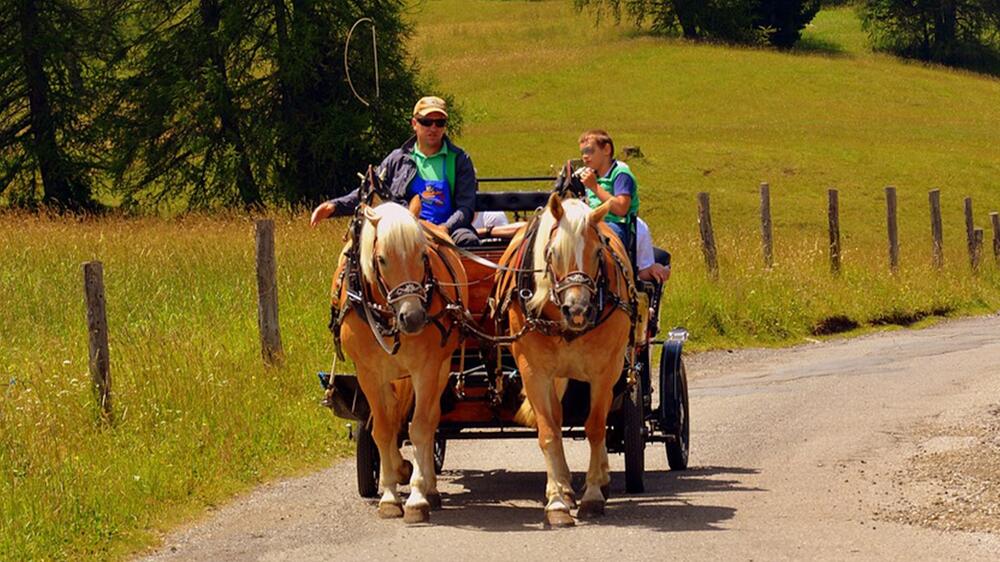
[664,359,690,471]
[623,376,646,494]
[433,436,447,475]
[356,422,380,498]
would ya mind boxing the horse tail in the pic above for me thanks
[513,378,569,428]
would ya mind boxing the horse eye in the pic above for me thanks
[377,255,387,266]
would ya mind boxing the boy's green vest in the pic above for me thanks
[587,161,640,224]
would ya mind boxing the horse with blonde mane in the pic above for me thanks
[331,199,468,523]
[494,192,635,527]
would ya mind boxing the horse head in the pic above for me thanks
[529,192,612,333]
[359,201,431,335]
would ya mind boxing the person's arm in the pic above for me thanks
[638,263,670,283]
[478,220,524,238]
[580,170,632,217]
[443,151,476,232]
[310,155,395,226]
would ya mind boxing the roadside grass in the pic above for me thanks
[2,2,999,560]
[0,214,353,559]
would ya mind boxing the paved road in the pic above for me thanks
[140,315,1000,561]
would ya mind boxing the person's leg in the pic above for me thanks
[606,222,631,254]
[450,226,480,247]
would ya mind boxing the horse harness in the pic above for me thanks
[328,213,466,359]
[495,214,638,344]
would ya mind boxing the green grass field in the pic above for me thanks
[2,2,999,559]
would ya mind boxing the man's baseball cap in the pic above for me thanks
[413,96,448,118]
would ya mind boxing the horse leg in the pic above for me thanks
[521,366,574,528]
[403,360,448,523]
[578,376,614,519]
[358,371,405,518]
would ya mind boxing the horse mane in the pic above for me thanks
[359,202,426,283]
[527,198,591,314]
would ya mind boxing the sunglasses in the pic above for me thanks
[580,146,596,156]
[416,117,447,128]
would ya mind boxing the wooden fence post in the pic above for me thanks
[697,192,719,280]
[965,197,975,268]
[760,182,773,269]
[255,219,284,366]
[885,186,899,272]
[929,189,943,269]
[972,228,984,272]
[83,261,112,422]
[828,189,841,275]
[991,212,1000,263]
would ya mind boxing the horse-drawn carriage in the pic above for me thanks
[319,170,690,525]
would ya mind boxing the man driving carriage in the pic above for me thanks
[310,96,481,246]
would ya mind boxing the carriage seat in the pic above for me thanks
[474,191,550,215]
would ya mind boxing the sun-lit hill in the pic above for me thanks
[409,2,999,255]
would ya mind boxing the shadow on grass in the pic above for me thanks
[431,465,762,532]
[790,36,851,58]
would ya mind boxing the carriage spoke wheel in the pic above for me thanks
[665,360,690,471]
[433,436,447,475]
[356,422,380,498]
[623,376,646,494]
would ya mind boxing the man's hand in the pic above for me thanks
[578,167,599,192]
[638,263,670,284]
[310,201,336,227]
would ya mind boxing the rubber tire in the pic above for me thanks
[665,359,690,471]
[433,437,447,475]
[356,423,380,498]
[623,376,646,494]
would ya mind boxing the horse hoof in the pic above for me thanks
[403,504,430,524]
[601,484,611,500]
[399,460,413,482]
[543,510,575,528]
[562,493,577,510]
[427,492,443,511]
[377,503,404,519]
[577,500,605,519]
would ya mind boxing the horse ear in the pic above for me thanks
[547,192,564,221]
[362,205,381,228]
[588,199,612,226]
[408,194,422,217]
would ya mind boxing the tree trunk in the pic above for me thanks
[17,0,89,209]
[199,0,260,208]
[672,0,700,39]
[933,0,958,62]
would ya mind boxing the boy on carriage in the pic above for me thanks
[310,96,481,246]
[576,129,670,283]
[576,129,640,250]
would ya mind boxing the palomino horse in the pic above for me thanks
[332,200,468,523]
[495,193,634,527]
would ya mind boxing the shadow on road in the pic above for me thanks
[430,465,762,532]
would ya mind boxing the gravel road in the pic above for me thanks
[139,314,1000,561]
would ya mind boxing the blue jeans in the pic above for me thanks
[606,221,631,253]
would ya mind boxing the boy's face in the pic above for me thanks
[579,137,610,170]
